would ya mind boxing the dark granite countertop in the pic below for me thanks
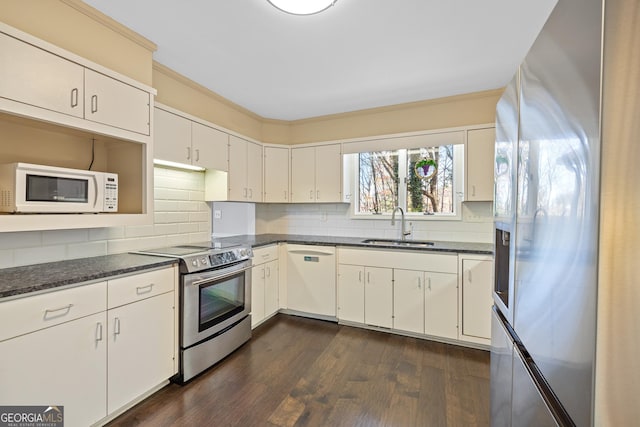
[0,253,177,300]
[213,233,494,255]
[1,234,491,301]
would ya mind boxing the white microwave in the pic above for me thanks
[0,163,118,213]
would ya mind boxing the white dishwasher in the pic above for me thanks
[286,244,336,318]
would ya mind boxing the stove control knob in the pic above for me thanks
[191,259,198,267]
[200,257,208,266]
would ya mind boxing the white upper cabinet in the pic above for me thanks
[154,106,229,171]
[0,30,152,136]
[465,127,496,201]
[0,32,84,119]
[264,146,290,202]
[84,69,150,135]
[228,135,263,202]
[192,122,228,171]
[291,143,341,203]
[154,107,191,162]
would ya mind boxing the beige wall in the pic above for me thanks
[153,62,502,144]
[0,0,155,85]
[287,89,502,144]
[153,62,265,141]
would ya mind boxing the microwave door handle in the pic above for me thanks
[92,175,100,209]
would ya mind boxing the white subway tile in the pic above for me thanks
[0,250,14,269]
[166,234,190,246]
[178,223,199,234]
[13,245,67,267]
[125,225,156,238]
[154,223,180,236]
[189,232,211,243]
[42,229,89,246]
[155,200,180,212]
[107,236,167,254]
[89,228,110,241]
[67,241,108,259]
[0,231,42,250]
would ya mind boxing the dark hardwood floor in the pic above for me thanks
[107,315,490,427]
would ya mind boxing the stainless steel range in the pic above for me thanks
[136,243,253,383]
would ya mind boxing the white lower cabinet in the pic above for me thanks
[393,269,425,334]
[0,266,178,427]
[337,264,365,323]
[364,267,393,328]
[0,311,108,427]
[107,292,175,414]
[251,245,279,328]
[459,255,494,344]
[425,272,458,340]
[338,248,465,344]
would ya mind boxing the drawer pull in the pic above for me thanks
[44,304,73,320]
[136,284,154,295]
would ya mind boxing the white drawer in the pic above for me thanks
[0,282,107,342]
[252,245,279,266]
[108,267,176,309]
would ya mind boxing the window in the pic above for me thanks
[351,142,464,218]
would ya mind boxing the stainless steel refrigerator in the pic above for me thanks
[490,0,640,425]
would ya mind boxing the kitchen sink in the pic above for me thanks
[361,238,435,248]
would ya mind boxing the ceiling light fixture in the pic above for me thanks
[267,0,337,15]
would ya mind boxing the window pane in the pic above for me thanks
[358,151,399,214]
[407,145,456,214]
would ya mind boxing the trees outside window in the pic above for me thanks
[355,144,462,217]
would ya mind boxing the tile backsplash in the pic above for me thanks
[254,201,494,243]
[0,167,211,269]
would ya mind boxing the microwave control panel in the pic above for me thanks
[103,173,118,212]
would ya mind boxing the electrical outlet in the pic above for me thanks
[214,210,222,219]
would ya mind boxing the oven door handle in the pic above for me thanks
[188,264,252,287]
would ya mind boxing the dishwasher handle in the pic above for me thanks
[287,248,335,256]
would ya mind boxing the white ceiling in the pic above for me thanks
[83,0,557,121]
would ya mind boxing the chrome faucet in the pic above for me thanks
[391,207,411,241]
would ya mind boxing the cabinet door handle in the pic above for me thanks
[358,271,362,282]
[187,146,191,160]
[136,283,154,295]
[468,270,473,282]
[249,188,253,199]
[317,190,320,200]
[261,267,266,279]
[367,272,371,283]
[284,190,287,201]
[418,277,422,289]
[44,304,73,320]
[309,190,313,200]
[95,322,103,342]
[472,185,476,197]
[90,95,98,113]
[195,148,200,162]
[114,317,121,337]
[266,266,271,277]
[70,88,79,108]
[428,277,432,291]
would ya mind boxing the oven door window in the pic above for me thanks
[199,271,245,332]
[26,174,89,203]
